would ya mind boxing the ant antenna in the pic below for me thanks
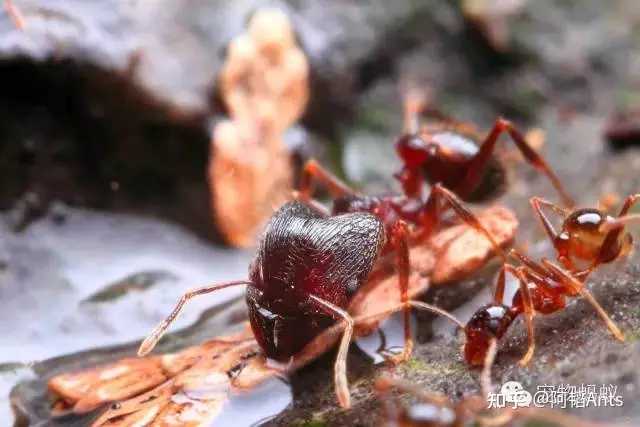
[402,88,427,134]
[138,280,253,356]
[600,214,640,233]
[4,0,25,30]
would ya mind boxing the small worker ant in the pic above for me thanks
[375,340,619,427]
[393,92,574,206]
[462,193,639,367]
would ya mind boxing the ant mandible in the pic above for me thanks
[394,92,575,207]
[375,340,619,427]
[462,193,639,367]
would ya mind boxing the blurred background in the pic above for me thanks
[2,1,640,425]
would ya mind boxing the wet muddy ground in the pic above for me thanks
[2,0,640,425]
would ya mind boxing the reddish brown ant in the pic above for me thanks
[375,341,621,427]
[461,193,639,367]
[138,159,514,408]
[394,92,574,207]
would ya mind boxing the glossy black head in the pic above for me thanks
[247,200,385,360]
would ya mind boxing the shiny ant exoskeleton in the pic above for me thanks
[462,193,639,367]
[393,93,575,206]
[375,341,617,427]
[137,189,499,409]
[137,137,520,408]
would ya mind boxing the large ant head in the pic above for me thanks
[464,304,517,367]
[556,208,633,266]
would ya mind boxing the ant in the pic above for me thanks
[393,92,575,207]
[375,340,620,427]
[461,193,639,367]
[138,160,513,408]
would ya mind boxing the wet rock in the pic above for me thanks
[0,206,253,424]
[4,0,640,426]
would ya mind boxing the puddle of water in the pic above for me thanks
[356,313,417,364]
[0,205,253,362]
[0,363,36,423]
[0,205,254,424]
[215,378,292,426]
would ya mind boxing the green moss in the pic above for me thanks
[625,329,640,342]
[293,417,328,427]
[400,357,466,377]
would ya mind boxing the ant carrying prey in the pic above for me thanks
[461,193,639,367]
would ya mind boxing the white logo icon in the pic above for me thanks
[498,381,532,407]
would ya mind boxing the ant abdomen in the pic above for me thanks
[464,304,518,366]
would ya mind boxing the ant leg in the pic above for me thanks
[419,183,509,263]
[402,89,426,134]
[591,193,640,269]
[600,213,640,232]
[480,338,498,399]
[308,295,354,409]
[375,375,450,405]
[510,266,536,366]
[458,118,574,206]
[617,193,640,216]
[599,193,640,232]
[138,280,252,356]
[4,0,25,30]
[509,247,555,278]
[298,159,356,201]
[530,197,569,238]
[528,198,579,271]
[401,87,455,133]
[494,265,510,305]
[541,260,624,341]
[390,220,413,364]
[285,301,463,378]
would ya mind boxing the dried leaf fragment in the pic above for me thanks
[211,8,309,247]
[47,206,517,425]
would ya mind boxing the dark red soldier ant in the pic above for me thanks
[462,193,639,367]
[375,341,619,427]
[136,203,496,408]
[393,92,575,207]
[138,164,512,408]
